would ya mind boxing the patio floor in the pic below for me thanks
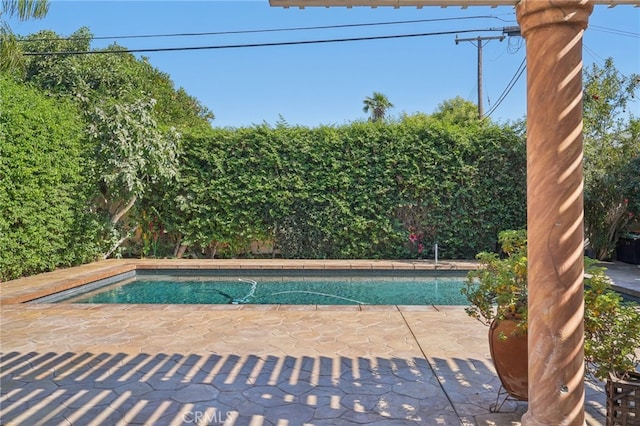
[1,259,621,425]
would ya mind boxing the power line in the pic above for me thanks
[23,27,506,56]
[583,43,633,83]
[506,35,524,54]
[482,57,526,119]
[483,62,525,119]
[584,44,607,66]
[19,15,515,42]
[589,25,640,39]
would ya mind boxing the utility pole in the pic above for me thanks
[455,35,505,119]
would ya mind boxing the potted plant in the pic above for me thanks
[461,229,529,401]
[583,260,640,425]
[461,229,640,421]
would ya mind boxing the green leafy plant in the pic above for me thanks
[462,229,640,381]
[4,52,529,273]
[583,259,640,381]
[362,91,394,122]
[461,229,528,334]
[583,58,640,260]
[0,76,100,280]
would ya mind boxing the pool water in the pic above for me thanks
[55,273,471,305]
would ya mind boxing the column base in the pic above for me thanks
[521,411,586,426]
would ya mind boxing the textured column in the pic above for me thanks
[516,1,593,425]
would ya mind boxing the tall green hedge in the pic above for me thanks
[164,117,526,259]
[0,77,99,280]
[1,76,526,279]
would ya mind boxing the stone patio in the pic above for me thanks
[0,260,613,425]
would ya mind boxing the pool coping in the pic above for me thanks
[0,258,480,305]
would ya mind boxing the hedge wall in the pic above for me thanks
[0,78,99,280]
[162,117,526,259]
[1,80,526,280]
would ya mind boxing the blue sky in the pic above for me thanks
[8,0,640,128]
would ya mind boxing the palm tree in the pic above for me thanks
[1,0,50,72]
[362,92,394,122]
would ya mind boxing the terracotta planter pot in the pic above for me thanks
[489,318,528,401]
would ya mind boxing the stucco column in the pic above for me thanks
[516,1,593,425]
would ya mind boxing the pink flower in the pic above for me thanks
[409,233,418,243]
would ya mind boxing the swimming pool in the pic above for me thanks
[37,269,472,305]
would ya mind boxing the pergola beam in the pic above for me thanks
[270,0,638,7]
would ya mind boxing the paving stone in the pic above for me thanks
[310,419,364,426]
[335,379,392,395]
[6,402,73,426]
[6,378,59,401]
[179,401,237,425]
[415,388,453,408]
[113,381,154,397]
[145,375,192,391]
[224,413,275,426]
[0,375,27,394]
[392,380,441,399]
[474,411,526,426]
[338,408,394,424]
[314,405,349,420]
[365,420,425,425]
[389,361,431,382]
[154,404,207,426]
[340,393,383,412]
[212,392,248,411]
[0,260,615,425]
[242,385,294,407]
[61,404,123,425]
[263,403,315,424]
[275,381,316,396]
[232,400,266,418]
[421,411,466,425]
[373,393,422,421]
[59,388,119,409]
[170,383,220,403]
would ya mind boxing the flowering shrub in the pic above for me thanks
[407,226,436,258]
[408,229,425,256]
[139,209,164,257]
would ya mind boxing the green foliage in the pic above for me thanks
[391,116,526,258]
[86,97,180,258]
[0,76,99,280]
[461,230,528,333]
[1,0,49,20]
[88,98,180,201]
[584,261,640,381]
[0,0,49,72]
[0,83,526,270]
[165,115,526,258]
[462,230,640,380]
[620,154,640,218]
[17,29,204,258]
[362,91,394,122]
[583,58,640,259]
[163,126,271,258]
[21,28,213,133]
[431,96,480,126]
[3,29,527,269]
[4,26,527,267]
